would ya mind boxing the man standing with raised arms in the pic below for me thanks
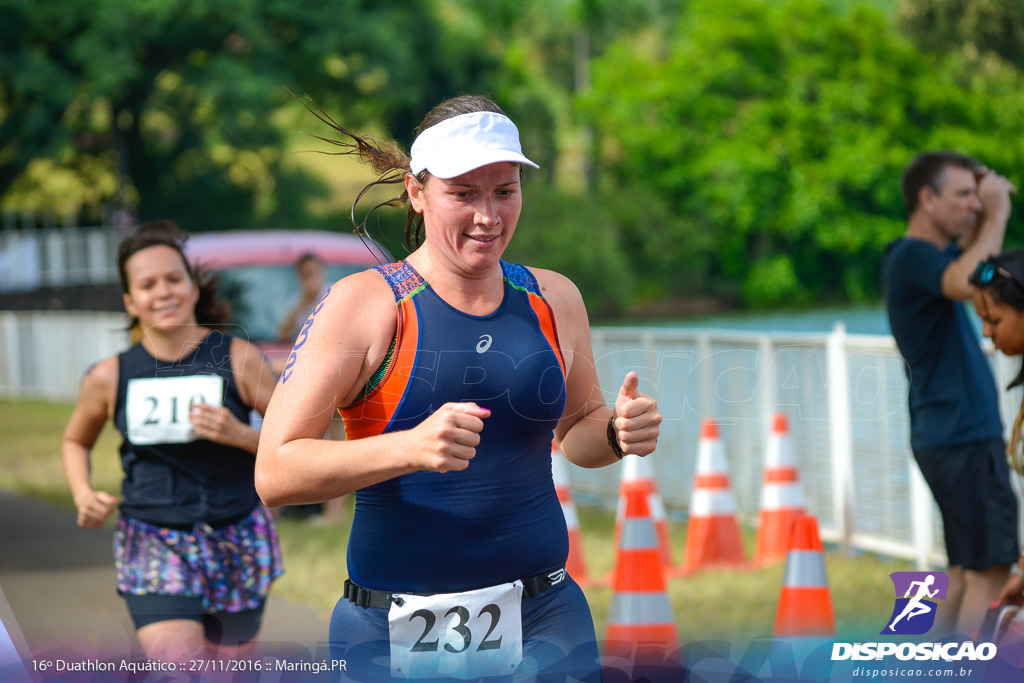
[883,151,1018,639]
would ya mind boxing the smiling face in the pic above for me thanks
[122,245,200,331]
[406,162,522,276]
[973,287,1024,356]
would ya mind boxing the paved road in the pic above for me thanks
[0,490,335,673]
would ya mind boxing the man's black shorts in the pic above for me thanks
[913,436,1019,570]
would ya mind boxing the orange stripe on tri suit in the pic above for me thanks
[340,293,420,440]
[525,290,566,382]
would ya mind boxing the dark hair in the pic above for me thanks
[970,249,1024,386]
[295,92,512,253]
[117,220,231,335]
[295,251,324,268]
[901,151,979,216]
[970,249,1024,473]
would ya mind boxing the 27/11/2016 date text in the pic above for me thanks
[31,658,347,675]
[191,658,348,674]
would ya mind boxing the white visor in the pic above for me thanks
[409,111,539,179]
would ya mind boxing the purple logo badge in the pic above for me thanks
[882,572,949,635]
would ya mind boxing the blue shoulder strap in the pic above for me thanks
[374,260,426,302]
[500,260,542,296]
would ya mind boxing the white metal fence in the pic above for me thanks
[2,311,1022,569]
[0,312,128,400]
[574,324,1024,570]
[0,226,120,291]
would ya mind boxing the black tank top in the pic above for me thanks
[114,331,260,526]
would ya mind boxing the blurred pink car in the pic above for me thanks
[184,230,390,369]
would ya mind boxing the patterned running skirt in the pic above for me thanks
[114,504,283,613]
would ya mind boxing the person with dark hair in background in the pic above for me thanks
[255,95,662,681]
[278,251,328,344]
[970,250,1024,609]
[883,151,1018,639]
[61,220,282,662]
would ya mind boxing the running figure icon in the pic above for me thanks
[888,575,940,632]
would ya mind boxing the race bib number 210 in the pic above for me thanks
[388,581,523,680]
[125,375,224,445]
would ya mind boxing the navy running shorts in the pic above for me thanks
[328,577,601,682]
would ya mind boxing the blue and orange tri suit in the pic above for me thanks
[329,259,601,681]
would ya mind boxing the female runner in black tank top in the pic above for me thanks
[61,221,281,662]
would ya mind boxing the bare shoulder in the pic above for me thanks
[319,268,397,340]
[525,267,595,385]
[273,267,398,407]
[228,336,270,375]
[84,355,119,392]
[78,355,118,412]
[528,267,587,317]
[228,335,265,359]
[280,268,397,382]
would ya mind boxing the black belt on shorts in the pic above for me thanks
[343,566,568,609]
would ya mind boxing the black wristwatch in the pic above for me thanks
[607,416,624,459]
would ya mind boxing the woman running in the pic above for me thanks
[256,95,662,681]
[62,221,282,662]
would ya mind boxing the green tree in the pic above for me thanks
[897,0,1024,68]
[0,0,499,230]
[581,0,1024,306]
[431,0,684,192]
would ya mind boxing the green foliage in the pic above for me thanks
[0,0,500,231]
[504,179,634,315]
[582,0,1024,306]
[745,255,801,306]
[897,0,1024,69]
[5,0,1024,311]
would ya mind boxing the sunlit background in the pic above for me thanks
[3,0,1022,317]
[3,1,1024,669]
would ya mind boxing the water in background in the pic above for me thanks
[649,301,983,337]
[649,303,893,335]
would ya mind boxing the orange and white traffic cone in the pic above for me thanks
[605,484,680,661]
[754,413,806,565]
[773,513,835,637]
[613,454,673,571]
[679,419,747,574]
[551,442,590,588]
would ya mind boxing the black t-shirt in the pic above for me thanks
[882,238,1002,450]
[114,331,260,525]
